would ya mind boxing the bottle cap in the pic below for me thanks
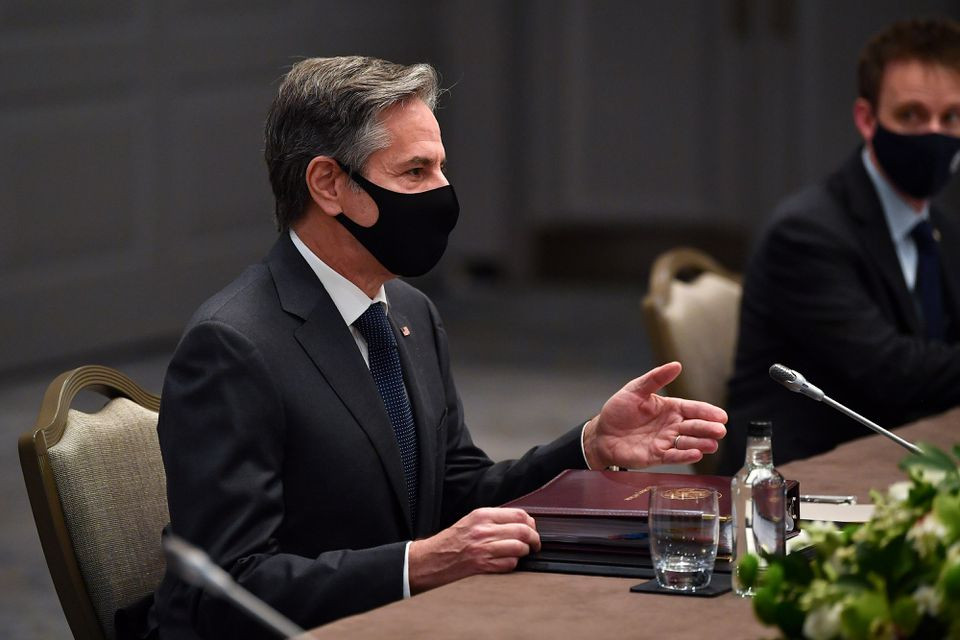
[747,420,772,438]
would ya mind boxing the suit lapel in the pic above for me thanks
[267,235,412,531]
[387,304,438,536]
[932,205,960,328]
[295,310,412,529]
[837,152,923,335]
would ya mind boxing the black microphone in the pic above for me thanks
[768,363,922,455]
[162,534,305,638]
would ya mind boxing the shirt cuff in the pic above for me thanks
[402,540,412,598]
[582,420,620,471]
[580,421,592,469]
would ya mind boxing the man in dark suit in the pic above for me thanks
[721,18,960,474]
[149,57,727,638]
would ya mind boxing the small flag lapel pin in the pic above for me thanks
[401,326,411,336]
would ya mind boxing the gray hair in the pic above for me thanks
[264,56,440,230]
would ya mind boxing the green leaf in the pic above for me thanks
[762,562,784,593]
[753,586,778,625]
[934,493,960,539]
[840,592,889,640]
[888,537,920,584]
[834,575,871,593]
[908,481,938,509]
[941,561,960,600]
[920,441,957,463]
[840,605,868,640]
[774,600,805,639]
[892,562,942,596]
[900,443,958,474]
[781,552,814,586]
[891,595,920,636]
[855,534,909,579]
[841,523,862,540]
[737,553,759,589]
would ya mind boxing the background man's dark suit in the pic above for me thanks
[153,234,586,638]
[719,151,960,474]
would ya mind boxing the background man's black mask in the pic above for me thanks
[872,122,960,199]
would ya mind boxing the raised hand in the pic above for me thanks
[582,361,727,469]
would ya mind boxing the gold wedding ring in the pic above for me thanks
[674,434,682,449]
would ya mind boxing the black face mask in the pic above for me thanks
[335,164,459,277]
[872,122,960,199]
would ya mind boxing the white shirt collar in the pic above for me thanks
[861,147,929,242]
[288,229,388,325]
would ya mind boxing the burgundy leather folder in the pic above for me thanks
[502,469,800,578]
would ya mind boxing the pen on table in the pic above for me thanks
[800,494,857,505]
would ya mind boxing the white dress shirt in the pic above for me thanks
[289,229,413,598]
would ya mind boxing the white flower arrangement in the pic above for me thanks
[739,443,960,639]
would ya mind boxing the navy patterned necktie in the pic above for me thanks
[911,219,945,341]
[353,303,418,521]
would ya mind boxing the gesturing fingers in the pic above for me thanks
[672,434,720,454]
[675,397,729,423]
[622,361,683,397]
[673,418,728,440]
[660,447,708,465]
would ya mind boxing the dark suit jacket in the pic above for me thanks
[152,235,586,639]
[718,150,960,474]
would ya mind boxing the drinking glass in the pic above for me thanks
[648,486,720,591]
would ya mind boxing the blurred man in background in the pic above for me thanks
[721,17,960,474]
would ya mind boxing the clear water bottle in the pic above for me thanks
[731,420,786,597]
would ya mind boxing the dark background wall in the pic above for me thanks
[2,0,959,374]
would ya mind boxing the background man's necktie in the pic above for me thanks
[354,303,419,520]
[911,219,945,341]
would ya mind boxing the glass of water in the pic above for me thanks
[648,486,720,592]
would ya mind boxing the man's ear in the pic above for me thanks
[853,97,877,144]
[305,156,345,216]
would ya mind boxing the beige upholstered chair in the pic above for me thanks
[642,248,741,473]
[19,365,166,640]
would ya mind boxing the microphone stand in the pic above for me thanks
[163,534,306,639]
[821,396,922,455]
[768,363,923,456]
